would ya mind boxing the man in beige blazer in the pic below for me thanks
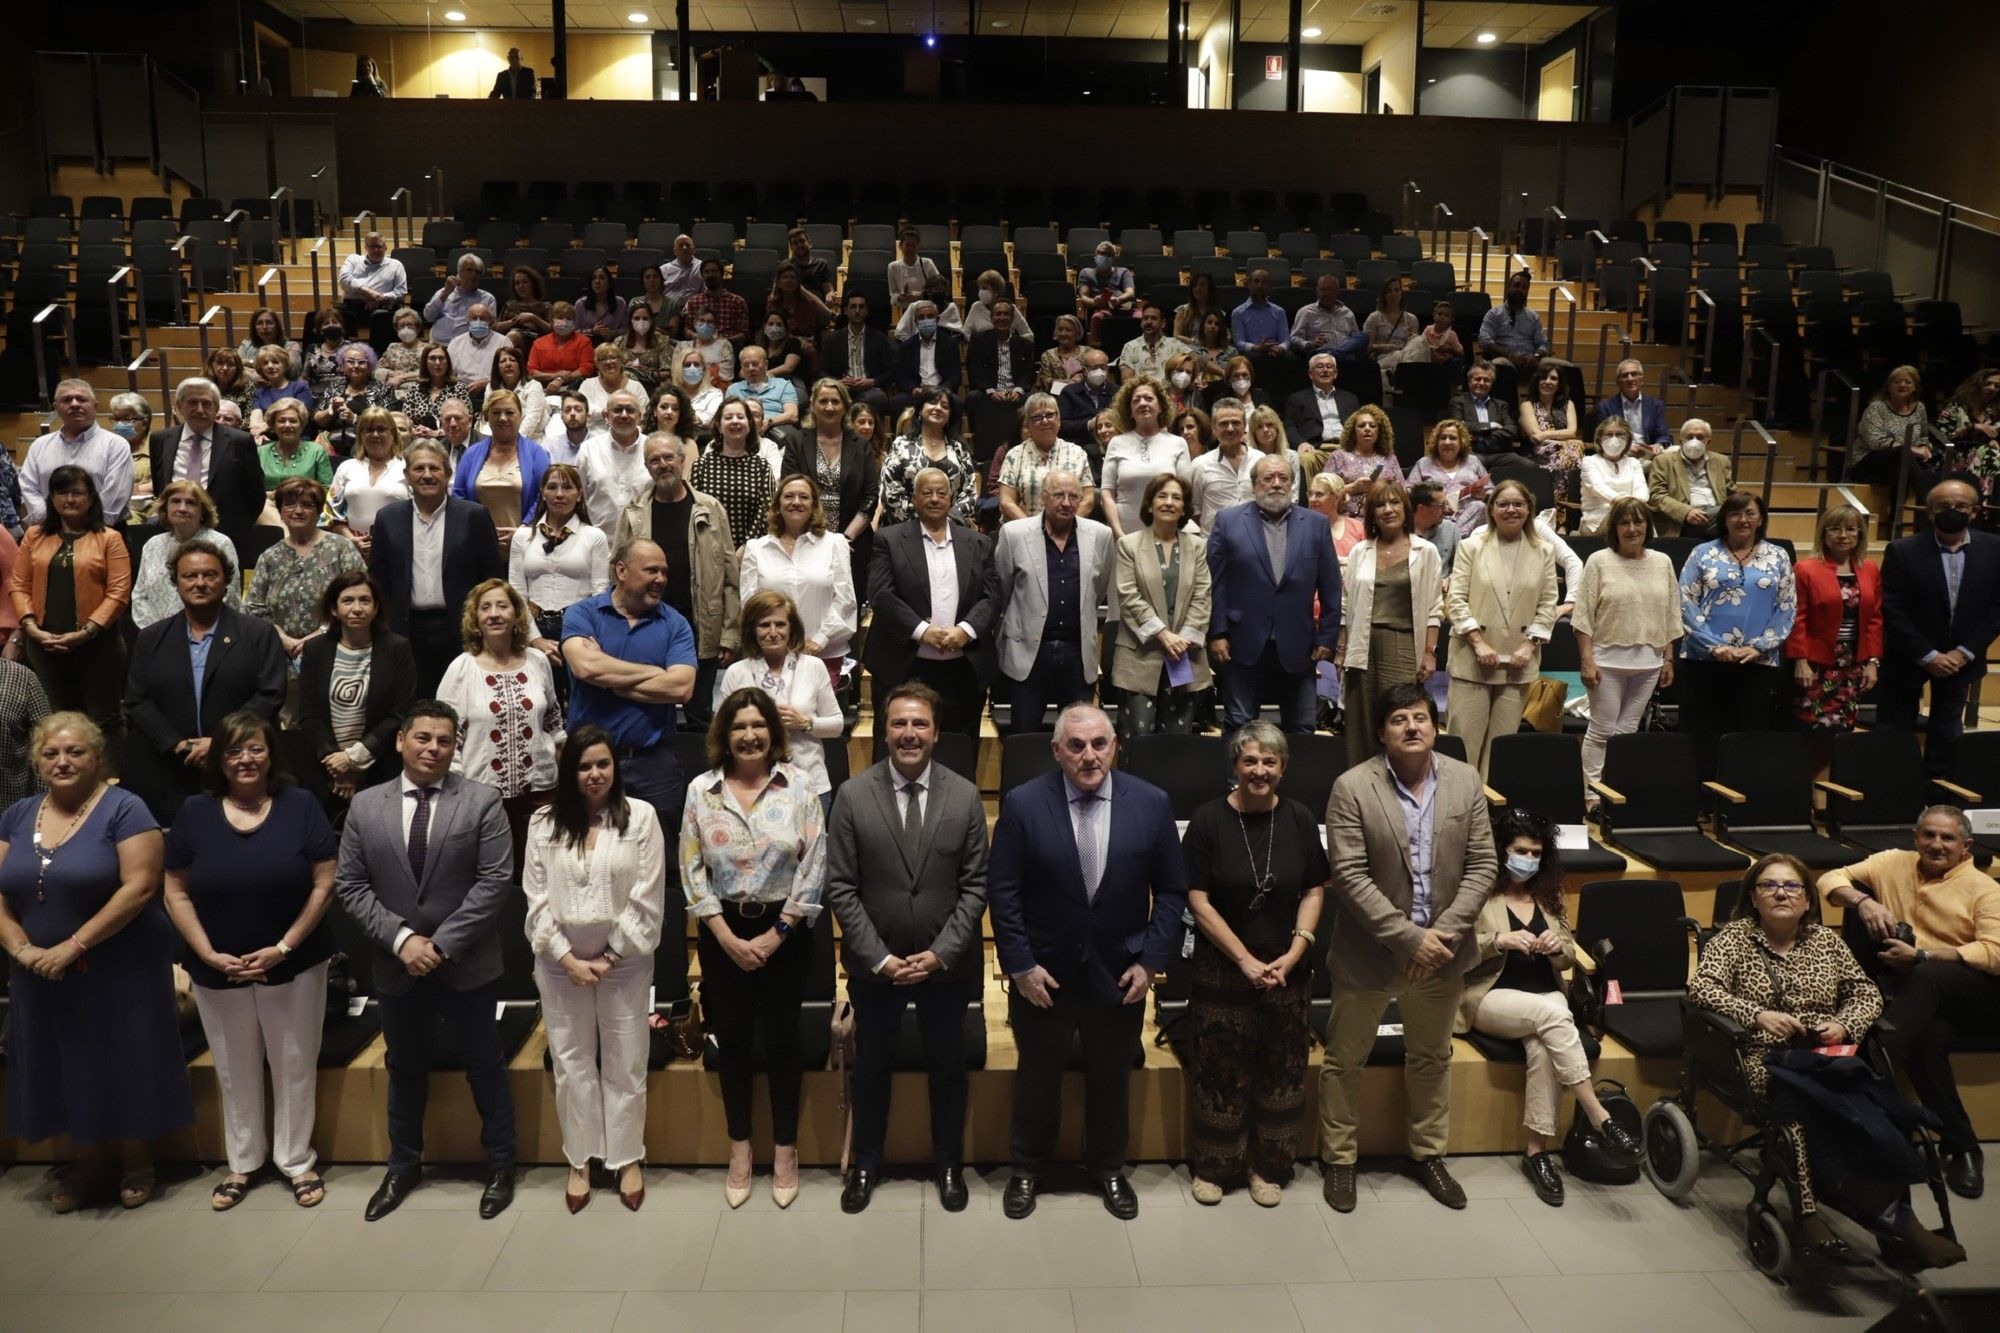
[1319,680,1497,1214]
[1645,419,1733,538]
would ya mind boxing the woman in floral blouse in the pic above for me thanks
[679,686,825,1210]
[1677,490,1797,776]
[246,477,364,661]
[1319,407,1405,518]
[874,389,976,529]
[130,481,241,628]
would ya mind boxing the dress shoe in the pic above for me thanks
[1944,1147,1985,1200]
[1411,1157,1467,1210]
[1001,1173,1038,1220]
[364,1168,421,1222]
[1521,1152,1565,1207]
[840,1168,878,1215]
[935,1165,968,1213]
[1321,1163,1357,1213]
[1596,1116,1642,1168]
[479,1167,516,1219]
[1098,1173,1139,1220]
[618,1164,645,1212]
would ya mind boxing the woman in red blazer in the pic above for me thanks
[1784,503,1882,732]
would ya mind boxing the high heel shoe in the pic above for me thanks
[772,1148,799,1209]
[618,1164,646,1212]
[565,1167,591,1215]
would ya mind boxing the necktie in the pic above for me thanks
[408,785,437,881]
[186,432,206,484]
[1075,793,1102,902]
[903,779,924,844]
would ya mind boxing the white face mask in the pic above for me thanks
[1170,371,1192,390]
[1600,437,1627,460]
[765,322,786,340]
[1085,368,1109,388]
[1231,378,1253,395]
[396,326,418,344]
[1681,438,1707,461]
[977,287,996,306]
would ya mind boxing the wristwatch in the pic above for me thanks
[1916,948,1931,965]
[274,939,294,957]
[773,918,794,938]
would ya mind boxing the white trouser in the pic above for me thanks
[536,953,653,1169]
[1581,665,1661,785]
[191,960,329,1178]
[1473,987,1592,1137]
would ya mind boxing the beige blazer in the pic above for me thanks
[1338,535,1443,672]
[1110,526,1212,695]
[1454,892,1585,1032]
[1647,447,1735,536]
[1324,752,1498,991]
[1445,527,1559,685]
[611,483,741,659]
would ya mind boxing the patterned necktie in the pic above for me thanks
[408,785,437,881]
[1074,792,1102,902]
[903,779,924,845]
[186,432,205,485]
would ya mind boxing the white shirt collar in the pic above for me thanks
[893,761,933,793]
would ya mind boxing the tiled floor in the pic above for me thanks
[0,1146,1991,1332]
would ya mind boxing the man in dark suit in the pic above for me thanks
[1448,359,1524,461]
[988,703,1186,1220]
[865,467,999,736]
[149,376,267,551]
[367,440,505,695]
[966,300,1038,458]
[1206,454,1342,733]
[1879,478,2000,776]
[121,538,287,824]
[488,47,538,99]
[1282,352,1362,449]
[335,699,517,1221]
[1057,347,1117,450]
[826,681,990,1214]
[1592,358,1672,456]
[819,290,894,416]
[892,299,964,404]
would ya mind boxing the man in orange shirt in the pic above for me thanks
[1821,805,2000,1199]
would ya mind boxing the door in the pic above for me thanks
[1364,63,1382,114]
[1537,50,1576,122]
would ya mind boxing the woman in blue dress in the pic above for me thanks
[0,710,191,1211]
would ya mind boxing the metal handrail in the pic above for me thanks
[307,236,328,310]
[271,185,295,257]
[1659,364,1700,433]
[1540,205,1567,265]
[1822,484,1872,521]
[197,302,235,362]
[1806,366,1860,483]
[1467,226,1492,294]
[1510,252,1532,277]
[30,304,74,407]
[429,165,446,219]
[1688,287,1717,383]
[1888,421,1924,539]
[256,266,291,330]
[1429,202,1454,267]
[107,264,144,365]
[126,346,171,418]
[389,188,414,250]
[1581,229,1610,308]
[350,210,376,257]
[1402,181,1421,234]
[1729,419,1779,510]
[177,233,213,320]
[1547,285,1577,361]
[1595,323,1632,400]
[1738,324,1781,423]
[222,207,249,229]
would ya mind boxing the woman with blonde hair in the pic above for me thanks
[1408,417,1490,535]
[1784,503,1881,737]
[1446,476,1558,775]
[1577,418,1648,536]
[719,589,842,814]
[325,406,409,557]
[130,480,241,628]
[1318,406,1404,516]
[451,389,551,557]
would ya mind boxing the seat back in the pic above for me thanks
[1488,732,1587,825]
[1602,732,1705,830]
[1124,733,1228,821]
[1949,730,2000,807]
[1574,879,1690,992]
[1827,730,1927,829]
[1714,731,1815,828]
[1279,734,1343,822]
[1000,732,1059,796]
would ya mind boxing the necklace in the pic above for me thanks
[226,792,270,814]
[32,785,105,903]
[1234,799,1278,910]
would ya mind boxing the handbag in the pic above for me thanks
[1522,676,1567,732]
[654,994,704,1063]
[1562,1078,1643,1184]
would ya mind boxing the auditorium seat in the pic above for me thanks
[1573,879,1697,1057]
[1486,733,1627,875]
[1596,732,1749,874]
[1125,732,1228,822]
[1820,730,1939,856]
[1707,732,1856,870]
[870,731,977,785]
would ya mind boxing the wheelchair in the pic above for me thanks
[1639,1000,1958,1284]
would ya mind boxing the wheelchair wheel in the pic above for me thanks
[1642,1099,1700,1200]
[1746,1203,1793,1281]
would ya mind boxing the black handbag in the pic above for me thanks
[1563,1079,1643,1184]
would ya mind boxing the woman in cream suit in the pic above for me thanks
[1444,476,1558,775]
[1335,479,1443,768]
[1111,473,1211,737]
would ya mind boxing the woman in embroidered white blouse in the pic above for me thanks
[521,725,665,1213]
[436,579,564,866]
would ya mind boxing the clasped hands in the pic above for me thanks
[1235,948,1304,991]
[1754,1009,1848,1045]
[397,932,444,978]
[1926,649,1972,678]
[1403,927,1458,980]
[558,951,614,987]
[921,624,970,653]
[1497,928,1563,957]
[877,950,943,985]
[1013,961,1151,1008]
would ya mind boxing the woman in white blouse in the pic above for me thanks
[1100,375,1190,541]
[521,725,665,1214]
[325,407,410,558]
[509,463,610,673]
[737,475,856,690]
[1576,418,1649,536]
[131,480,243,628]
[580,342,651,432]
[436,578,564,867]
[676,346,724,436]
[719,590,843,815]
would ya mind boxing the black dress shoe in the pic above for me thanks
[840,1168,877,1215]
[1321,1163,1357,1213]
[1596,1116,1642,1168]
[1521,1152,1565,1207]
[364,1168,421,1222]
[1098,1173,1139,1220]
[1001,1174,1038,1220]
[1944,1147,1985,1200]
[1411,1157,1467,1210]
[478,1167,516,1219]
[936,1165,968,1213]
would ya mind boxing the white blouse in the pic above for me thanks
[327,456,410,534]
[521,800,667,963]
[130,526,243,628]
[737,530,857,657]
[508,514,611,619]
[576,434,652,537]
[1578,454,1651,535]
[438,650,565,798]
[719,652,843,795]
[1101,430,1191,537]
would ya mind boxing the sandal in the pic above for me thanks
[211,1175,253,1212]
[288,1173,325,1209]
[119,1167,156,1210]
[49,1164,105,1214]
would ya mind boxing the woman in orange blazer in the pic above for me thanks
[1784,503,1882,734]
[8,465,132,731]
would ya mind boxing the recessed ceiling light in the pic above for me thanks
[1475,31,1496,43]
[1081,89,1091,96]
[989,18,1008,26]
[855,15,875,23]
[1302,26,1321,37]
[628,11,647,21]
[1178,22,1187,32]
[443,9,465,19]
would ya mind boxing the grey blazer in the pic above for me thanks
[823,759,990,984]
[993,513,1115,684]
[1323,752,1497,991]
[334,771,515,996]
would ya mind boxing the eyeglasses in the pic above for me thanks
[222,744,271,760]
[1754,880,1806,897]
[1028,411,1060,423]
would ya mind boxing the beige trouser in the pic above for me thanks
[1447,678,1529,776]
[1472,987,1592,1137]
[1317,972,1462,1166]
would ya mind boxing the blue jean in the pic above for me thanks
[1219,640,1317,733]
[1009,636,1091,735]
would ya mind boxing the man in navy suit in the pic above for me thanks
[987,703,1187,1221]
[367,439,505,695]
[1591,359,1672,456]
[1206,454,1343,733]
[149,376,268,551]
[892,299,964,403]
[1879,478,2000,776]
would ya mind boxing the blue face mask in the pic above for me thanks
[681,363,704,385]
[111,420,139,440]
[695,321,716,339]
[1505,852,1541,882]
[467,320,491,339]
[917,318,938,338]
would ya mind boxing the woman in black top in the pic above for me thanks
[1454,808,1637,1207]
[1183,721,1327,1207]
[162,711,339,1210]
[296,570,418,807]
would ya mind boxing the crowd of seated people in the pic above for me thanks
[0,210,1993,1264]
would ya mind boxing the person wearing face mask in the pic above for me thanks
[1576,419,1648,535]
[102,390,155,524]
[1115,301,1191,386]
[683,257,749,343]
[676,347,725,431]
[1210,355,1271,415]
[1646,417,1734,539]
[891,300,964,405]
[1057,348,1119,448]
[446,304,501,397]
[422,254,500,346]
[300,307,354,407]
[377,307,429,389]
[1075,241,1136,345]
[528,301,600,396]
[612,301,674,394]
[1459,808,1638,1207]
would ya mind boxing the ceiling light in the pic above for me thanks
[1302,26,1321,37]
[1178,22,1188,32]
[989,18,1009,26]
[628,11,648,21]
[856,15,875,23]
[1475,31,1496,43]
[923,32,937,46]
[442,9,465,20]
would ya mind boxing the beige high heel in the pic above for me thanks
[725,1142,753,1209]
[771,1146,799,1209]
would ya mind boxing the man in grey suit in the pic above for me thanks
[826,682,990,1215]
[335,700,519,1222]
[1318,680,1497,1215]
[994,469,1114,734]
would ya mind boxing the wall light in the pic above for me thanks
[924,33,937,47]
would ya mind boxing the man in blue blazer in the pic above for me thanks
[367,439,505,695]
[1879,478,2000,776]
[1591,359,1672,455]
[987,704,1187,1222]
[1205,453,1342,732]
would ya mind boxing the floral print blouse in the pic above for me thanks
[679,763,825,922]
[131,526,243,628]
[246,531,364,641]
[1319,448,1406,517]
[1678,539,1798,666]
[878,435,978,528]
